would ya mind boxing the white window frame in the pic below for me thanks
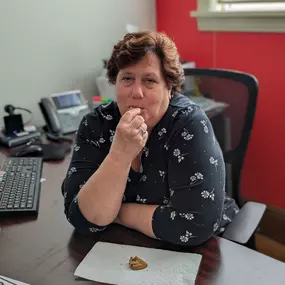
[191,0,285,33]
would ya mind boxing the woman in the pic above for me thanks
[62,31,239,246]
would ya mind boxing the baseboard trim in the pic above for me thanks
[258,205,285,245]
[255,233,285,263]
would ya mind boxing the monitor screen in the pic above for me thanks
[52,92,82,109]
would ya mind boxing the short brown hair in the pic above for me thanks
[106,31,184,95]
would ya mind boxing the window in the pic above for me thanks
[216,2,285,11]
[191,1,285,33]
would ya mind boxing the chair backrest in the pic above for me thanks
[182,68,258,206]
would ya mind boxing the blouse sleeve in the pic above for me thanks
[152,106,226,246]
[62,111,110,234]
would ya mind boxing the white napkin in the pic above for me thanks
[74,242,202,285]
[0,275,30,285]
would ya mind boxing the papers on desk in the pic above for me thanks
[0,275,30,285]
[74,242,202,285]
[188,96,228,113]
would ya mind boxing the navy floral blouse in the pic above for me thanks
[62,94,239,246]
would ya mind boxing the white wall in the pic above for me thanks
[0,0,156,128]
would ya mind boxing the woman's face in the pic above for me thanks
[115,53,171,130]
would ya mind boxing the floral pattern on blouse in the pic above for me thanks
[62,94,239,245]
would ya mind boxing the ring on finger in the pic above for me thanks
[139,126,147,136]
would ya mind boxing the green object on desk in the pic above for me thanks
[101,97,112,102]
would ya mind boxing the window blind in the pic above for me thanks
[218,0,285,3]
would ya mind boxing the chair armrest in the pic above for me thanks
[222,201,266,244]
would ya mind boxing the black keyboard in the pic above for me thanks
[0,157,43,216]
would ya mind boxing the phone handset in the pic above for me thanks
[39,98,73,143]
[39,98,62,134]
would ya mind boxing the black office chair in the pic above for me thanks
[182,68,266,249]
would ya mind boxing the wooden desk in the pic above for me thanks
[0,155,284,285]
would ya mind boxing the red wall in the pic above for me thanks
[156,0,285,209]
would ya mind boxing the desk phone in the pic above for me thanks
[39,90,90,135]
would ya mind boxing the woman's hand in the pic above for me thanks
[110,108,148,162]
